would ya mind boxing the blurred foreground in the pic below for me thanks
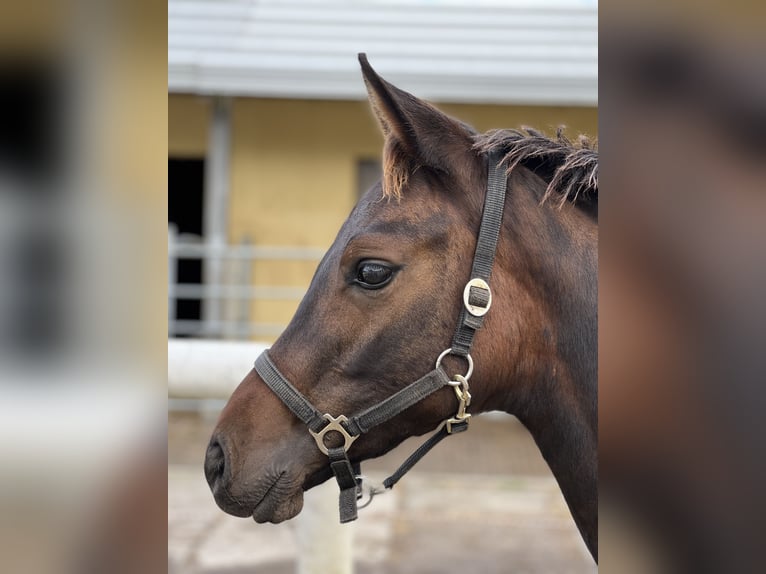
[599,4,766,572]
[0,1,166,573]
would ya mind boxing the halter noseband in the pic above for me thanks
[254,152,507,523]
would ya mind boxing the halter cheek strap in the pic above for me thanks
[253,152,507,523]
[451,153,508,355]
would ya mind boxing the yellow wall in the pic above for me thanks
[227,98,597,250]
[439,102,598,141]
[169,96,597,338]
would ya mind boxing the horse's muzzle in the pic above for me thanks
[203,437,226,489]
[204,436,252,518]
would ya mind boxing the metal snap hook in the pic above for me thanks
[449,375,472,407]
[355,475,386,509]
[444,374,472,434]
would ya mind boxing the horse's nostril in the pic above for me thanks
[204,438,226,487]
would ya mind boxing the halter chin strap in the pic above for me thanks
[253,152,507,523]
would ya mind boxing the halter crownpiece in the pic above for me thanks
[253,152,507,523]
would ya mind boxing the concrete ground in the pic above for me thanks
[169,412,595,573]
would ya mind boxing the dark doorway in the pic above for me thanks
[168,158,205,335]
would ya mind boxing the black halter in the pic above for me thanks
[254,152,507,523]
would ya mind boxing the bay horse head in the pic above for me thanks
[205,55,598,560]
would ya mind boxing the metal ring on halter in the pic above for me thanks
[309,414,358,455]
[434,348,474,381]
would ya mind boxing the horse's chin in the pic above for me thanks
[302,465,334,491]
[252,488,304,524]
[211,468,305,523]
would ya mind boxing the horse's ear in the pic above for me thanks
[359,54,474,176]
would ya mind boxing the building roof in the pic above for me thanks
[168,0,597,106]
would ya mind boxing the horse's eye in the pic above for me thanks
[355,261,393,289]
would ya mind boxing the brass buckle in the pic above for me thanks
[309,414,358,455]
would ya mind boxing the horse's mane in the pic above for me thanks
[474,127,598,208]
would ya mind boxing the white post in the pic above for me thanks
[203,97,232,338]
[296,481,354,574]
[168,224,178,336]
[235,236,253,338]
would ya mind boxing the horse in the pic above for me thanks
[204,54,598,562]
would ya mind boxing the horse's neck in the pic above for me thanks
[493,176,598,558]
[522,380,598,559]
[515,283,598,558]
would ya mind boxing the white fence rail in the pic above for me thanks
[168,226,324,339]
[168,339,267,398]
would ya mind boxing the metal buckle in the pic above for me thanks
[463,278,492,317]
[309,414,358,455]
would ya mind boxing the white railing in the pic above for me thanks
[168,225,325,339]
